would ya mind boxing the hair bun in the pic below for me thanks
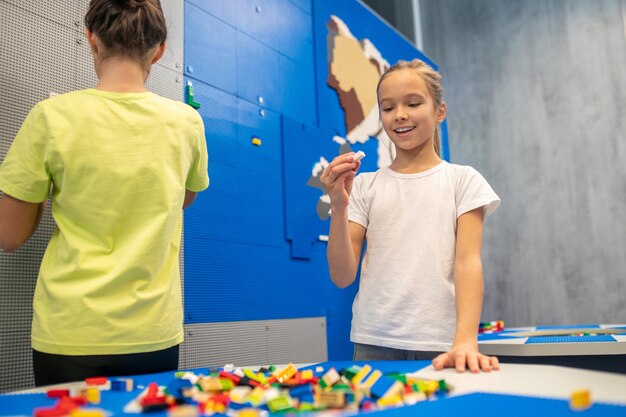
[112,0,143,9]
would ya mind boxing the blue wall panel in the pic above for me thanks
[184,0,438,359]
[237,100,281,174]
[280,56,317,127]
[237,169,285,247]
[186,0,239,29]
[185,2,237,94]
[282,119,335,247]
[189,78,238,167]
[237,100,284,247]
[184,161,241,241]
[236,0,280,49]
[184,240,331,323]
[287,0,311,15]
[236,32,282,113]
[275,0,314,69]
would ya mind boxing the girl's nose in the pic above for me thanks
[395,110,408,121]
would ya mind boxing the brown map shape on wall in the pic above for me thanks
[326,16,382,138]
[307,16,394,222]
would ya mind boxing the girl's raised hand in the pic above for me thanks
[320,152,361,211]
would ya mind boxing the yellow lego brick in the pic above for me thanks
[70,409,106,417]
[236,409,261,417]
[424,380,439,395]
[273,363,297,383]
[204,400,226,413]
[85,387,100,405]
[377,394,403,408]
[300,369,313,380]
[570,389,592,410]
[361,369,382,388]
[351,365,372,386]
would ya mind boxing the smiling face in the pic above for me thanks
[378,69,446,155]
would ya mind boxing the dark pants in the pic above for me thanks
[33,345,179,386]
[353,342,443,361]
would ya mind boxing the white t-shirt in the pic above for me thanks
[348,160,500,351]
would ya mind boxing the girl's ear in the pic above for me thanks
[85,29,99,55]
[150,42,166,65]
[436,101,447,124]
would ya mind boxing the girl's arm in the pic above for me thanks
[0,193,47,252]
[327,211,365,288]
[183,190,197,209]
[321,153,365,288]
[432,207,500,372]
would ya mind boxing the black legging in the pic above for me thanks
[33,345,179,386]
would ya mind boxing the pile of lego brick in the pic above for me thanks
[479,320,505,334]
[126,363,451,416]
[34,377,124,417]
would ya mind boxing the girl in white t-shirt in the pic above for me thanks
[321,59,500,372]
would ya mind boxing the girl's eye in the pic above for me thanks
[409,102,421,107]
[382,107,393,112]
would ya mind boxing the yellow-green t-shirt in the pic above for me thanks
[0,89,209,355]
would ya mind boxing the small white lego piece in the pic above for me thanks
[353,150,366,161]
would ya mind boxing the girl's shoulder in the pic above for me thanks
[149,93,204,122]
[444,162,495,194]
[444,161,484,179]
[37,89,90,107]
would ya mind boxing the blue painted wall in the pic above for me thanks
[183,0,440,360]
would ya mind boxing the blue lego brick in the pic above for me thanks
[369,375,400,399]
[166,378,193,399]
[290,384,314,400]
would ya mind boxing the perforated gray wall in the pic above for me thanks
[180,318,328,370]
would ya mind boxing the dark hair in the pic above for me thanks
[377,59,445,156]
[84,0,167,59]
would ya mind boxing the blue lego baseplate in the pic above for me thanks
[525,335,617,344]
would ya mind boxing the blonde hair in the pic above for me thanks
[377,59,445,156]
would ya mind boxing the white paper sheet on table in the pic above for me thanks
[409,363,626,405]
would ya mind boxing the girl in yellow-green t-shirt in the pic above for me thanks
[0,0,209,386]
